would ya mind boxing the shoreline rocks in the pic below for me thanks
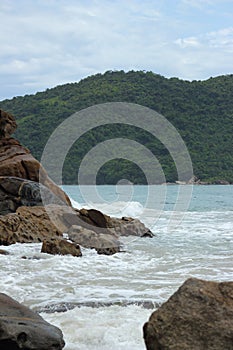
[143,278,233,350]
[0,176,68,215]
[0,109,153,256]
[0,203,152,255]
[0,206,62,246]
[41,238,82,257]
[0,109,71,206]
[0,293,65,350]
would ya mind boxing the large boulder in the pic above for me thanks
[0,109,71,206]
[0,176,68,215]
[68,225,121,255]
[0,293,65,349]
[41,238,82,257]
[143,278,233,350]
[75,208,153,237]
[0,206,62,245]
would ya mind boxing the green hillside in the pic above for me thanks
[0,70,233,184]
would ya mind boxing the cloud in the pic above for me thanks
[174,37,201,48]
[0,0,233,100]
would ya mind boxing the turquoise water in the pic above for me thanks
[63,185,233,211]
[1,185,233,350]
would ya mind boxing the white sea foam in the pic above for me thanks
[1,186,233,349]
[41,305,151,350]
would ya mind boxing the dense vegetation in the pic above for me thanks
[0,70,233,184]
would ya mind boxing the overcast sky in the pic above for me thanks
[0,0,233,100]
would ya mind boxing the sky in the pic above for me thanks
[0,0,233,100]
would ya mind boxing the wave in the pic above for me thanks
[35,300,159,313]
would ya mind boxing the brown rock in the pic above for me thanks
[0,138,71,205]
[0,293,65,349]
[0,249,9,255]
[68,225,121,255]
[41,238,82,257]
[0,206,62,245]
[143,278,233,350]
[0,109,71,206]
[78,208,153,237]
[0,109,17,138]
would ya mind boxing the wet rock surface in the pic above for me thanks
[0,109,153,255]
[68,225,121,255]
[36,300,160,313]
[0,293,65,350]
[41,237,82,257]
[143,278,233,350]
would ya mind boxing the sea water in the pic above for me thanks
[1,185,233,349]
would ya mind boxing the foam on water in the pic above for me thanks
[1,186,233,349]
[41,305,151,350]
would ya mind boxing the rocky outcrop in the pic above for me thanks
[41,238,82,257]
[0,203,153,253]
[0,109,17,138]
[0,109,71,206]
[68,225,121,255]
[0,293,65,350]
[143,278,233,350]
[74,208,153,238]
[212,179,230,185]
[0,176,67,215]
[0,206,62,245]
[0,110,153,255]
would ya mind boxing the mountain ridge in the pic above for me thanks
[0,70,232,184]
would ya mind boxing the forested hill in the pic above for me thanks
[0,70,233,184]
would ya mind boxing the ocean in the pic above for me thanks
[1,185,233,349]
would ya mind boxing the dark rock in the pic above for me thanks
[0,249,9,255]
[212,179,230,185]
[0,176,67,215]
[41,238,82,257]
[0,293,65,349]
[143,277,233,350]
[36,300,160,313]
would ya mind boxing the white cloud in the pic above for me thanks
[0,0,233,100]
[174,37,201,48]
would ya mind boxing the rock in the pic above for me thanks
[110,216,154,237]
[0,176,68,215]
[0,206,62,245]
[68,225,121,255]
[143,277,233,350]
[0,109,71,206]
[212,179,230,185]
[0,249,9,255]
[187,175,200,184]
[77,208,153,237]
[0,293,65,349]
[0,109,17,138]
[41,238,82,257]
[0,202,152,250]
